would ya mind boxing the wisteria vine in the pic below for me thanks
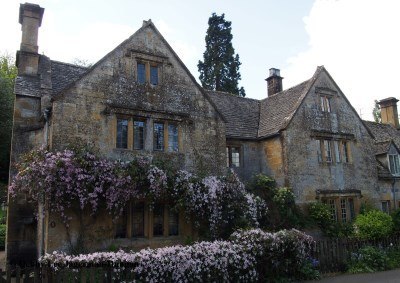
[9,148,266,237]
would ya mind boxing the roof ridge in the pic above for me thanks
[260,78,312,103]
[206,89,260,102]
[50,60,89,69]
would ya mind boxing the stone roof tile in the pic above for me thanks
[207,90,260,139]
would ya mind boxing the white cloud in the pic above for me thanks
[283,0,400,121]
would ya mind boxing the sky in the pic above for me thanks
[1,0,400,121]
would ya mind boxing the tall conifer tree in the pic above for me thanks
[198,13,246,97]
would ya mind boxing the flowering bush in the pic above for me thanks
[40,228,318,282]
[10,148,266,239]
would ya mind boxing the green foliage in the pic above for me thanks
[308,202,333,229]
[373,99,381,123]
[359,200,375,214]
[391,208,400,232]
[0,224,6,250]
[248,174,304,230]
[348,246,389,273]
[198,13,245,97]
[354,210,393,239]
[0,54,17,183]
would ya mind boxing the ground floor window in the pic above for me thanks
[114,202,180,239]
[382,200,391,214]
[322,197,357,223]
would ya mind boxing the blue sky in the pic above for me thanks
[2,0,400,120]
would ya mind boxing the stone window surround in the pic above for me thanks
[316,138,352,164]
[226,144,242,168]
[388,154,400,176]
[114,115,183,153]
[316,189,361,223]
[115,201,181,239]
[315,87,337,113]
[127,50,169,87]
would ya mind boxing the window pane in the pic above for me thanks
[168,124,179,152]
[334,141,341,163]
[132,203,144,237]
[324,140,332,162]
[395,156,400,174]
[153,204,164,236]
[348,198,355,220]
[169,209,179,236]
[343,142,349,163]
[316,140,322,162]
[326,97,331,112]
[328,199,337,221]
[150,66,158,85]
[134,121,145,150]
[226,147,230,167]
[341,199,347,223]
[231,147,240,167]
[153,122,164,151]
[137,63,146,84]
[116,119,128,149]
[382,201,390,214]
[115,208,127,238]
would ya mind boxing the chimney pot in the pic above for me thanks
[266,68,283,97]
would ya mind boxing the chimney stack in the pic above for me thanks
[378,97,399,128]
[16,3,44,76]
[266,68,283,97]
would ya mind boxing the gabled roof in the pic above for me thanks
[208,66,323,139]
[374,140,393,155]
[364,121,400,149]
[258,77,315,138]
[207,91,260,139]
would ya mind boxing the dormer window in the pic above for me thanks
[320,96,331,112]
[389,154,400,175]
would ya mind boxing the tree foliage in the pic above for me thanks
[373,99,381,123]
[198,13,246,97]
[0,54,17,184]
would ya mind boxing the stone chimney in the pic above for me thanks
[378,97,399,128]
[16,3,44,76]
[266,68,283,97]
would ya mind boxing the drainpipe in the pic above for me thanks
[38,108,51,258]
[393,178,397,211]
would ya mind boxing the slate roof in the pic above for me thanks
[14,55,88,98]
[374,140,392,155]
[363,121,400,149]
[50,61,87,95]
[207,91,260,139]
[208,67,321,139]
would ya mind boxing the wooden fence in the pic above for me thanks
[312,233,400,273]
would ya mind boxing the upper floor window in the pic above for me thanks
[150,66,158,85]
[320,96,331,112]
[137,63,146,84]
[316,139,351,164]
[389,154,400,175]
[136,62,160,86]
[133,121,145,150]
[153,122,165,151]
[116,119,128,149]
[226,146,240,167]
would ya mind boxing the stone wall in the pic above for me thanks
[284,71,380,208]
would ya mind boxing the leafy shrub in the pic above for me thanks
[308,202,332,229]
[41,229,319,282]
[348,246,389,273]
[391,208,400,232]
[0,224,6,250]
[354,210,393,239]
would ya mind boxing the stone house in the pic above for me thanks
[7,3,400,263]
